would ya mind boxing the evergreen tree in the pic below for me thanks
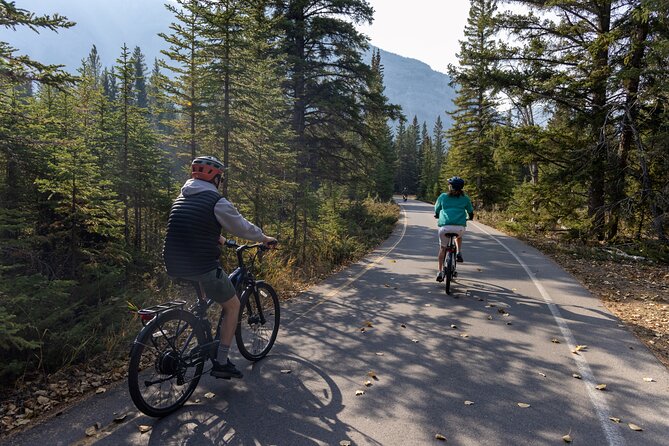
[160,0,209,161]
[363,49,397,201]
[132,46,148,109]
[444,0,504,207]
[275,0,374,260]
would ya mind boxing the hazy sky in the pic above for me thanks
[2,0,474,74]
[358,0,472,74]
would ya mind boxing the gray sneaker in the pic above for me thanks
[211,359,243,379]
[436,271,444,282]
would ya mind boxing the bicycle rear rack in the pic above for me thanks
[138,300,187,325]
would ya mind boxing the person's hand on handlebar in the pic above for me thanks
[263,236,278,248]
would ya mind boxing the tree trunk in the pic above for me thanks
[607,15,648,240]
[587,2,611,241]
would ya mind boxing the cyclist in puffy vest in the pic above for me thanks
[163,156,277,379]
[434,176,474,282]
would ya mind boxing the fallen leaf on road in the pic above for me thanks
[340,441,351,446]
[360,327,366,332]
[538,372,546,377]
[375,352,384,356]
[643,377,654,382]
[85,426,97,437]
[497,308,508,314]
[364,320,373,327]
[517,402,531,408]
[368,371,379,380]
[628,423,643,431]
[412,339,419,343]
[450,324,458,329]
[425,304,432,307]
[401,324,406,328]
[595,384,607,391]
[562,434,572,443]
[609,417,621,423]
[384,284,390,287]
[464,400,475,405]
[95,387,106,394]
[572,374,582,379]
[204,392,216,399]
[435,433,447,441]
[460,334,469,338]
[113,413,127,423]
[574,345,588,352]
[194,399,201,403]
[355,390,365,396]
[551,338,560,344]
[281,369,292,374]
[138,425,152,433]
[364,380,373,387]
[506,322,513,325]
[477,268,482,272]
[487,315,493,320]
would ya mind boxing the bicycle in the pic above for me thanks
[442,233,459,294]
[127,240,279,417]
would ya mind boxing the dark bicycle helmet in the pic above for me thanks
[447,176,465,190]
[191,156,225,182]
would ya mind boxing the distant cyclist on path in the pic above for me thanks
[434,176,474,282]
[163,156,277,379]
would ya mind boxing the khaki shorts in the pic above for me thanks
[438,225,466,247]
[181,267,237,303]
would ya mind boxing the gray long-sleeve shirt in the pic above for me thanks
[179,178,266,242]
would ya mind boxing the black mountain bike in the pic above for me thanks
[442,233,459,294]
[128,240,279,417]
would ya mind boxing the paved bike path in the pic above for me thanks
[6,198,669,445]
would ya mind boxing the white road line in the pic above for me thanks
[471,221,624,446]
[285,203,408,326]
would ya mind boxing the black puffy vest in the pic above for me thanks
[163,190,222,277]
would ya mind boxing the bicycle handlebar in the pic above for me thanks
[224,239,277,251]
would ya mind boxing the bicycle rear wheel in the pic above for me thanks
[236,281,280,361]
[128,309,206,417]
[445,252,454,294]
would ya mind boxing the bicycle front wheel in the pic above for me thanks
[445,252,454,294]
[236,281,280,361]
[128,309,206,417]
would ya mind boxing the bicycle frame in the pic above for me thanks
[135,242,265,369]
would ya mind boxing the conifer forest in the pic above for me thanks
[1,0,668,386]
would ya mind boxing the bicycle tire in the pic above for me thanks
[235,281,280,361]
[128,309,206,417]
[445,252,454,294]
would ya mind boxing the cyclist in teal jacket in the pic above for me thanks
[434,176,474,282]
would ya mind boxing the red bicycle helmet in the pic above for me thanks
[191,156,225,182]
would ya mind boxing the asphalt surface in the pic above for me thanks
[6,197,669,446]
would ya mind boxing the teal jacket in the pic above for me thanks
[434,193,474,227]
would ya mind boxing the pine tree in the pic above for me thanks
[444,0,503,207]
[364,49,397,201]
[275,0,374,260]
[159,0,209,161]
[132,46,148,109]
